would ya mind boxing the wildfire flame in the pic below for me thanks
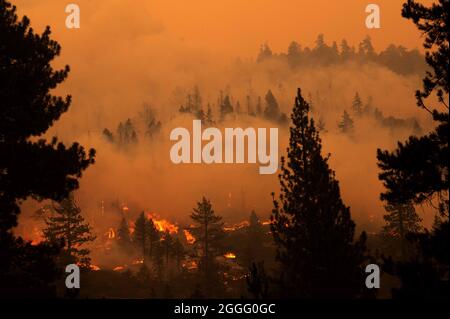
[113,266,125,272]
[90,264,101,271]
[183,229,195,244]
[106,228,115,239]
[224,252,236,259]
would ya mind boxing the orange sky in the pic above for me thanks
[16,0,430,57]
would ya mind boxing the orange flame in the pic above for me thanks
[183,229,195,244]
[224,252,236,259]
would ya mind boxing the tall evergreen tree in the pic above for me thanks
[220,95,233,120]
[271,88,367,297]
[117,217,132,252]
[133,212,159,263]
[383,202,422,260]
[352,92,364,117]
[190,197,224,279]
[377,0,448,298]
[263,90,280,120]
[338,110,354,134]
[43,195,96,267]
[244,210,265,267]
[0,0,95,234]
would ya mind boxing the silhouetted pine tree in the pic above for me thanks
[133,212,159,263]
[190,197,224,279]
[338,110,354,134]
[271,88,367,298]
[352,92,364,117]
[117,217,132,252]
[377,0,448,298]
[220,95,233,120]
[383,202,422,260]
[43,195,96,268]
[0,0,95,234]
[244,211,265,267]
[263,90,280,120]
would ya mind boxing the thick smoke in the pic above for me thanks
[14,0,436,248]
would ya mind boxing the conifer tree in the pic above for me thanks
[0,0,95,234]
[220,95,233,120]
[132,212,159,263]
[244,211,265,266]
[338,110,354,134]
[190,197,224,278]
[352,92,364,117]
[43,195,96,267]
[383,202,422,260]
[271,88,367,297]
[117,217,131,252]
[263,90,280,120]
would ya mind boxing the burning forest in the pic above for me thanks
[0,0,448,303]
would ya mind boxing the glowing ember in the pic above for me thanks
[106,228,115,239]
[90,264,101,271]
[113,266,125,271]
[224,221,250,231]
[224,252,236,259]
[183,229,195,244]
[132,259,144,265]
[182,260,198,270]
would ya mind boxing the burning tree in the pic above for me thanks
[190,197,225,281]
[43,194,96,268]
[271,88,367,298]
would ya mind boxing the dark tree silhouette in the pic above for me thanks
[271,88,367,298]
[244,210,265,267]
[0,0,95,233]
[189,197,224,279]
[263,90,280,120]
[133,212,159,264]
[383,202,422,260]
[0,0,94,297]
[43,195,96,268]
[377,0,448,298]
[220,95,233,120]
[338,110,354,134]
[352,92,364,117]
[117,217,132,252]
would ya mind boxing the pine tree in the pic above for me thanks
[352,92,363,117]
[189,197,224,279]
[0,0,95,234]
[383,202,422,260]
[161,230,174,268]
[244,211,265,267]
[172,237,185,272]
[263,90,280,120]
[132,212,159,263]
[220,95,234,120]
[117,217,131,252]
[43,194,96,267]
[271,88,367,298]
[338,110,354,134]
[0,0,95,296]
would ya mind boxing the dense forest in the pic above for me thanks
[0,0,448,299]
